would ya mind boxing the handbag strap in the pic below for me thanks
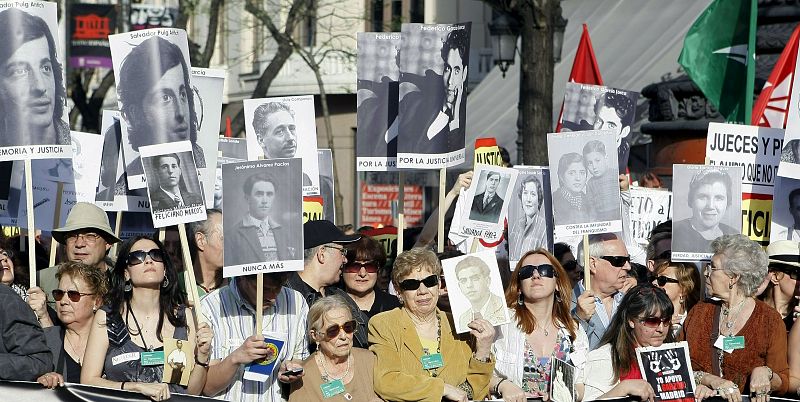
[711,304,722,376]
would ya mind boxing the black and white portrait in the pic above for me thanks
[397,22,471,169]
[109,29,202,189]
[318,149,335,222]
[469,170,508,223]
[190,67,224,207]
[356,32,400,171]
[0,2,70,160]
[508,166,554,264]
[222,158,304,276]
[441,250,510,334]
[244,95,320,195]
[140,141,206,227]
[70,131,104,203]
[550,358,577,402]
[671,164,742,261]
[547,130,623,238]
[96,110,149,212]
[457,164,517,241]
[767,176,800,243]
[560,83,639,173]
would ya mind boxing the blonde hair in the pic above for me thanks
[391,248,442,289]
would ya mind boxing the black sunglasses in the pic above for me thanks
[126,249,165,266]
[771,267,800,280]
[654,275,680,287]
[52,289,94,302]
[600,255,630,268]
[324,320,357,338]
[518,264,556,280]
[399,274,439,291]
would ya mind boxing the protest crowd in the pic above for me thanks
[2,0,800,402]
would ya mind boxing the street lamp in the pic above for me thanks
[553,10,568,63]
[488,12,521,78]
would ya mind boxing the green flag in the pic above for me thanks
[678,0,756,123]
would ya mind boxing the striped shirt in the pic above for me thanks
[200,280,309,402]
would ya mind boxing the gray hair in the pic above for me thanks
[303,245,322,264]
[710,234,767,297]
[307,295,352,340]
[577,232,621,263]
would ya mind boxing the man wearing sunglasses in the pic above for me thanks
[572,232,632,350]
[37,202,121,302]
[286,220,366,349]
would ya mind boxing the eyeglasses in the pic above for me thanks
[703,263,725,278]
[518,264,556,280]
[343,262,379,274]
[126,249,165,266]
[324,244,347,257]
[600,255,630,268]
[399,274,439,291]
[65,232,102,244]
[52,289,94,302]
[654,275,680,287]
[323,320,357,338]
[639,316,671,328]
[0,249,13,259]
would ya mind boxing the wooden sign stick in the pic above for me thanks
[48,182,64,267]
[437,168,446,253]
[397,171,405,254]
[583,234,591,290]
[111,211,123,257]
[24,160,36,288]
[177,223,206,325]
[255,273,263,335]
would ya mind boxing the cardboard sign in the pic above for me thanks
[474,138,503,167]
[636,342,695,402]
[630,188,673,246]
[706,122,782,195]
[303,196,324,223]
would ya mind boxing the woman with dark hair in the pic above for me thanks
[508,176,549,262]
[552,152,589,225]
[0,237,30,300]
[554,242,583,287]
[117,36,204,176]
[672,168,737,254]
[582,284,674,401]
[651,261,703,336]
[0,8,69,147]
[490,249,589,402]
[81,235,213,400]
[342,236,399,319]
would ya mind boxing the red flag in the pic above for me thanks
[751,24,800,128]
[555,24,604,132]
[225,116,232,137]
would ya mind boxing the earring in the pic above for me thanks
[555,290,563,304]
[92,306,98,313]
[162,276,170,288]
[517,292,524,306]
[728,282,734,290]
[124,280,132,292]
[679,296,685,306]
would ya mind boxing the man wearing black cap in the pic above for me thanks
[286,220,370,348]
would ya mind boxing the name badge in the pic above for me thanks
[723,336,745,351]
[112,352,140,366]
[320,379,346,398]
[141,351,165,366]
[421,353,444,370]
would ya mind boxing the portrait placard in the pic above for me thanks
[706,122,782,195]
[222,158,304,277]
[768,175,800,243]
[10,160,76,231]
[218,137,248,163]
[318,149,335,222]
[457,164,517,241]
[109,28,199,190]
[96,110,149,212]
[546,130,623,238]
[441,250,510,334]
[162,337,195,386]
[635,342,696,402]
[190,67,224,207]
[550,358,577,402]
[140,141,206,228]
[507,166,553,265]
[779,45,800,179]
[396,22,471,169]
[357,32,400,171]
[70,131,104,203]
[559,83,639,172]
[0,1,71,161]
[630,188,673,247]
[671,164,742,261]
[243,95,320,195]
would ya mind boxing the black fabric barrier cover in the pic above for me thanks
[0,381,216,401]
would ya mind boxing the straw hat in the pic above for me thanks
[766,240,800,269]
[51,202,120,244]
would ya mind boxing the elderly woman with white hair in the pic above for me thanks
[289,295,381,401]
[682,234,789,402]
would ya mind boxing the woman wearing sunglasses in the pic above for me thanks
[27,262,107,388]
[583,284,674,401]
[489,249,589,402]
[682,235,789,402]
[369,248,495,402]
[341,236,400,319]
[81,236,213,401]
[651,261,702,336]
[289,295,381,401]
[760,240,800,331]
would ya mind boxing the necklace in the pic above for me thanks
[65,334,84,364]
[406,309,436,326]
[720,298,747,336]
[538,319,552,336]
[414,312,442,378]
[317,353,352,382]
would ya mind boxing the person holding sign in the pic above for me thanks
[81,236,213,400]
[0,8,70,147]
[682,235,789,401]
[582,284,673,401]
[288,295,381,401]
[490,249,589,401]
[672,169,738,254]
[369,248,495,401]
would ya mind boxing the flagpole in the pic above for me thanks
[744,0,757,124]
